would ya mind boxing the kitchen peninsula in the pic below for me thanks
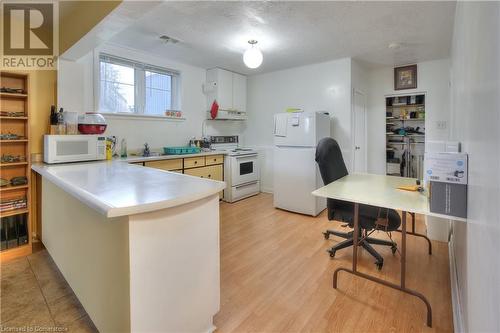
[32,160,225,333]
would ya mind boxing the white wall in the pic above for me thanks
[351,59,368,96]
[58,43,245,152]
[449,2,500,332]
[245,58,352,192]
[366,59,451,175]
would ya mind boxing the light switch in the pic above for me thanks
[436,121,447,130]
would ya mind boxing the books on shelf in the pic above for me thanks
[0,197,27,212]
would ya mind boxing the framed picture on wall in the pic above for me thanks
[394,64,417,90]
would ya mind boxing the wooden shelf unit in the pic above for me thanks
[0,92,28,99]
[0,71,32,261]
[0,185,29,192]
[0,162,28,167]
[0,116,28,120]
[0,139,28,143]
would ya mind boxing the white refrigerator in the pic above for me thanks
[273,111,331,216]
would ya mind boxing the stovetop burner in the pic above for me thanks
[209,135,257,156]
[232,148,253,152]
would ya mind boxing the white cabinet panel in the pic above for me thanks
[217,69,233,111]
[232,73,247,113]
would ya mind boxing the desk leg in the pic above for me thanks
[401,211,406,288]
[333,210,432,327]
[352,203,359,271]
[395,212,432,255]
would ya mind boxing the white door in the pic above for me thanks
[232,73,247,112]
[353,90,367,172]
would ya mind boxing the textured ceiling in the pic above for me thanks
[108,1,456,75]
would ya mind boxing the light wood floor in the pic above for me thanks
[214,193,453,333]
[1,193,453,332]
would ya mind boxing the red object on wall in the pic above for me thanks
[210,100,219,119]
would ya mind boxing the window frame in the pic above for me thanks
[96,53,182,118]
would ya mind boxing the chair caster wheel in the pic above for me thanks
[391,245,397,255]
[323,232,330,240]
[328,250,336,258]
[375,261,383,270]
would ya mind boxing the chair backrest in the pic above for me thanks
[315,138,348,184]
[315,138,353,221]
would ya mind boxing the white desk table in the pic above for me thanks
[312,173,466,328]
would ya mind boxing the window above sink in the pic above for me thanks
[97,53,183,120]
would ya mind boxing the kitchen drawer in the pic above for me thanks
[205,154,224,166]
[184,156,205,169]
[184,165,222,181]
[145,159,183,171]
[226,181,260,202]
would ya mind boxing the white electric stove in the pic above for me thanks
[210,136,260,202]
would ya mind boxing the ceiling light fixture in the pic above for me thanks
[160,35,180,44]
[243,40,263,69]
[388,42,401,50]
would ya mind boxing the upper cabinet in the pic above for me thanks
[206,68,246,112]
[232,73,247,113]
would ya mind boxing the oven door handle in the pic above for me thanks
[233,154,258,160]
[234,181,258,189]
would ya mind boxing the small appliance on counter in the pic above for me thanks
[210,135,260,202]
[78,113,107,134]
[44,135,106,164]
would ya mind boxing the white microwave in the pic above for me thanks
[44,135,106,164]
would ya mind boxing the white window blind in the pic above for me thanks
[99,54,180,116]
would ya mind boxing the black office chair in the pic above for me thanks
[315,137,401,270]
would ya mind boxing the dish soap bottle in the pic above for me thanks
[120,138,128,158]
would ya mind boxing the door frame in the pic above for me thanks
[351,88,368,172]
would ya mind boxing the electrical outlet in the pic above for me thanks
[436,121,447,130]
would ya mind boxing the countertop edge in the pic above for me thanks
[32,163,226,218]
[32,163,113,216]
[124,151,227,163]
[106,184,225,218]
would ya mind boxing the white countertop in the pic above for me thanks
[32,160,226,218]
[312,173,467,222]
[124,150,226,163]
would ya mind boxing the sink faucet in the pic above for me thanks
[143,143,150,157]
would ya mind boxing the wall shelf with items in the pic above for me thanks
[385,93,426,179]
[0,71,32,262]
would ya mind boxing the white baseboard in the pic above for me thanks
[449,234,465,332]
[260,187,273,194]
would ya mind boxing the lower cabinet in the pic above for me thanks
[184,165,223,198]
[144,159,183,171]
[142,155,224,198]
[184,165,222,180]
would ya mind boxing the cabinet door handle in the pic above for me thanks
[208,174,212,178]
[194,161,198,164]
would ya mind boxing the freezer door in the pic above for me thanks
[274,112,331,147]
[274,113,316,147]
[273,146,326,216]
